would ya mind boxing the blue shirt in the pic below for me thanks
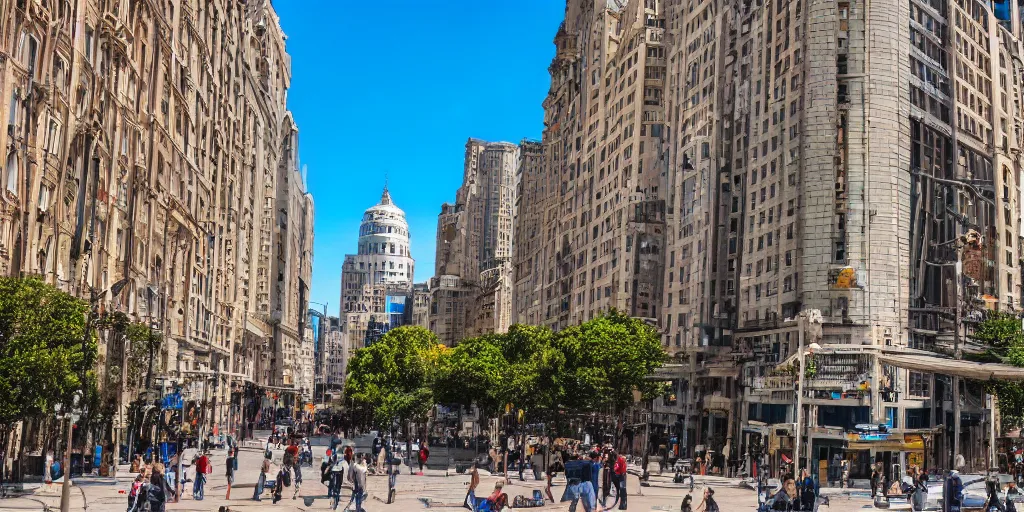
[589,461,601,492]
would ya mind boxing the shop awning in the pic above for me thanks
[878,352,1024,381]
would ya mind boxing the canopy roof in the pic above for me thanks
[878,352,1024,381]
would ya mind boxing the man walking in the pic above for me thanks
[328,452,346,507]
[224,448,236,500]
[339,454,368,511]
[372,434,383,470]
[253,453,271,501]
[192,451,210,500]
[284,439,302,499]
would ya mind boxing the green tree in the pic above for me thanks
[552,310,667,413]
[433,334,506,412]
[345,326,442,428]
[492,324,562,418]
[0,277,93,428]
[972,311,1024,429]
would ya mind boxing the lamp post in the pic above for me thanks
[58,391,82,512]
[794,311,821,481]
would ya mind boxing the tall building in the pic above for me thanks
[412,282,431,328]
[340,187,415,349]
[513,0,668,334]
[0,0,313,444]
[512,140,545,325]
[520,0,1024,475]
[322,316,347,400]
[430,139,519,344]
[657,0,1023,473]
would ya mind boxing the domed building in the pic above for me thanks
[340,187,416,349]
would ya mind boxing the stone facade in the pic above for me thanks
[429,139,519,344]
[518,0,1024,473]
[412,281,430,328]
[0,0,313,430]
[511,139,544,325]
[512,0,668,335]
[321,317,347,399]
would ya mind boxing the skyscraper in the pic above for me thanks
[430,139,520,344]
[517,0,1024,473]
[512,1,668,334]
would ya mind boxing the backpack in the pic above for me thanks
[564,460,588,484]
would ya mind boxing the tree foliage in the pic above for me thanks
[430,311,665,420]
[0,277,92,428]
[972,312,1024,429]
[345,326,442,427]
[433,325,564,420]
[551,310,667,413]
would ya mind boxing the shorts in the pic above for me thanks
[226,475,234,485]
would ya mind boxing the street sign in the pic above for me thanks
[161,392,183,410]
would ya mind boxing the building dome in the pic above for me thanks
[358,187,411,258]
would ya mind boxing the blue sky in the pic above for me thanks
[274,1,565,318]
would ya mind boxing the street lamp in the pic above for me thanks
[794,311,822,481]
[57,391,82,512]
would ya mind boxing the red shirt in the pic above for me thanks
[195,455,210,474]
[613,457,627,476]
[286,445,299,458]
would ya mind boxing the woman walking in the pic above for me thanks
[147,463,174,512]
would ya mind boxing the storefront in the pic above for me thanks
[846,431,927,483]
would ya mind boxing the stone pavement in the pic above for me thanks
[0,443,879,511]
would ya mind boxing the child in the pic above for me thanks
[127,473,146,512]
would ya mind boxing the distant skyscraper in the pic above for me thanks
[430,139,519,344]
[340,187,416,350]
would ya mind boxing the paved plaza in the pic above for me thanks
[0,439,880,511]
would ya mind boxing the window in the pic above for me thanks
[5,152,17,194]
[909,372,930,397]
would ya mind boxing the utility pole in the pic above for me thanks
[794,314,804,479]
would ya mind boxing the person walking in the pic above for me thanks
[192,450,211,500]
[252,453,271,501]
[912,467,928,512]
[418,442,430,474]
[611,449,628,510]
[127,473,146,512]
[798,468,815,508]
[341,454,368,512]
[871,463,883,498]
[464,461,480,509]
[695,487,720,512]
[328,452,346,508]
[224,448,236,500]
[147,463,174,512]
[284,439,302,499]
[372,434,383,469]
